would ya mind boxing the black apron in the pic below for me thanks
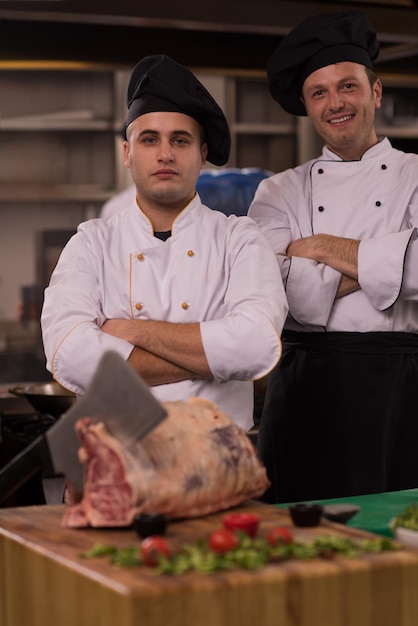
[257,331,418,504]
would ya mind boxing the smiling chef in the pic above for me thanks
[248,11,418,504]
[41,54,288,432]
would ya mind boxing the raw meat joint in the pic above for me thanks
[62,397,270,527]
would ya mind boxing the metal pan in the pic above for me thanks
[9,382,76,417]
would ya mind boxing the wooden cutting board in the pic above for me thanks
[1,500,418,626]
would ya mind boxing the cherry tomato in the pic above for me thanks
[140,535,171,566]
[223,513,260,538]
[209,528,240,554]
[267,526,293,546]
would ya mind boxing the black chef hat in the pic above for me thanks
[125,54,231,166]
[268,10,380,116]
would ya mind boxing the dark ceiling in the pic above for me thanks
[1,1,418,75]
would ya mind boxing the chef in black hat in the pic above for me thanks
[267,10,380,117]
[248,12,418,504]
[124,54,230,166]
[42,55,287,434]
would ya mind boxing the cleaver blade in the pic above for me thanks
[0,351,167,500]
[47,350,168,491]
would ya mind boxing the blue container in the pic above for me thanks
[196,168,272,216]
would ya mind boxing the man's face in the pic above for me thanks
[301,61,382,160]
[124,111,207,214]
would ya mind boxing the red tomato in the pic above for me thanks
[267,526,293,546]
[223,513,260,538]
[209,528,240,554]
[140,535,171,566]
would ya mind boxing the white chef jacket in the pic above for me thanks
[100,184,136,220]
[249,138,418,333]
[41,194,287,430]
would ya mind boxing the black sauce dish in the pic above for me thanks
[288,502,324,527]
[133,513,168,538]
[322,504,360,525]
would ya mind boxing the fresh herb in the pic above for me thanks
[82,532,399,575]
[391,503,418,531]
[80,543,118,559]
[359,537,398,553]
[111,546,142,568]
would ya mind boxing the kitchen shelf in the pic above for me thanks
[231,123,295,135]
[376,125,418,138]
[0,183,115,203]
[375,74,418,147]
[1,121,114,132]
[0,109,116,131]
[226,74,298,170]
[0,68,127,205]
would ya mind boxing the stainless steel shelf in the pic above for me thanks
[0,183,115,203]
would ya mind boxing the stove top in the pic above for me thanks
[0,401,59,507]
[2,413,56,443]
[0,384,60,439]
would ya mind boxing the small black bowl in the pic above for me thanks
[322,504,360,525]
[133,513,168,538]
[288,503,323,527]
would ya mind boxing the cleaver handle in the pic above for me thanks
[0,435,54,504]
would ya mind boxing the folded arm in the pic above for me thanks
[126,346,201,386]
[287,233,361,299]
[336,274,360,299]
[101,319,212,382]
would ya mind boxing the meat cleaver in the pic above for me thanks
[0,351,167,501]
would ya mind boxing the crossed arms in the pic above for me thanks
[101,319,212,386]
[103,234,357,383]
[286,233,360,299]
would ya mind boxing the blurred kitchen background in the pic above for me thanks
[1,0,418,385]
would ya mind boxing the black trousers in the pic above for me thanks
[257,331,418,504]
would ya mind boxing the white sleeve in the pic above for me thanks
[41,227,134,394]
[249,181,340,328]
[359,228,417,310]
[285,256,341,325]
[199,219,287,382]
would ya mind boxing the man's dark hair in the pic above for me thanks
[365,66,378,89]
